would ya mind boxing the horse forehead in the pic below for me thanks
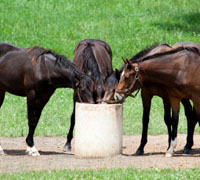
[121,70,125,78]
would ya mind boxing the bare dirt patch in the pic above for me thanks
[1,134,200,173]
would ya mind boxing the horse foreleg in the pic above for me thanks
[181,99,196,154]
[64,101,75,152]
[166,97,180,157]
[135,91,152,155]
[26,91,53,156]
[0,90,5,155]
[26,106,41,156]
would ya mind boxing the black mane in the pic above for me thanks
[129,43,170,62]
[37,50,86,79]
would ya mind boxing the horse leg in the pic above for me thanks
[181,99,196,154]
[64,100,75,151]
[192,99,200,126]
[135,90,152,155]
[26,90,54,156]
[0,90,5,155]
[162,98,172,151]
[166,97,180,157]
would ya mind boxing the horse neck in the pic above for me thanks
[41,54,83,89]
[130,44,172,63]
[58,63,85,88]
[139,58,175,86]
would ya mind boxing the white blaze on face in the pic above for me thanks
[121,70,125,79]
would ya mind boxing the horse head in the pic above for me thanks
[93,77,104,103]
[74,74,95,104]
[102,69,121,104]
[114,58,140,103]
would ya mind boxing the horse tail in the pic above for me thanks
[82,42,95,63]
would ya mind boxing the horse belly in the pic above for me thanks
[0,76,26,96]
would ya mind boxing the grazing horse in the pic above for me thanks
[63,39,113,151]
[114,46,200,156]
[0,44,94,156]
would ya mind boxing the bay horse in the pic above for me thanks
[63,39,113,151]
[0,44,94,156]
[114,46,200,156]
[103,43,195,156]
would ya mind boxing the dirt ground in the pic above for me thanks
[1,134,200,173]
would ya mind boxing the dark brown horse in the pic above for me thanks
[114,46,200,156]
[63,39,113,151]
[0,44,94,156]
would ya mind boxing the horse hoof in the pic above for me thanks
[26,146,40,156]
[135,149,144,155]
[0,146,4,155]
[63,144,71,152]
[183,147,192,154]
[0,150,4,155]
[165,152,173,157]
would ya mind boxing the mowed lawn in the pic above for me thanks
[1,0,200,178]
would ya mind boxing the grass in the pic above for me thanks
[1,168,200,180]
[1,0,200,137]
[1,0,200,178]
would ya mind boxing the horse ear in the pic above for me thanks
[122,57,128,64]
[115,69,121,80]
[126,60,135,69]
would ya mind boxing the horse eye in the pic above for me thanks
[125,74,130,79]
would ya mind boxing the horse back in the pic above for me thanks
[0,42,23,57]
[73,39,113,78]
[172,42,200,51]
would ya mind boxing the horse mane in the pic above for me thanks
[82,43,101,79]
[129,43,171,62]
[36,49,85,79]
[26,46,46,54]
[140,46,200,62]
[26,46,48,64]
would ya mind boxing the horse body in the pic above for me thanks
[139,49,200,96]
[0,44,94,156]
[63,39,113,151]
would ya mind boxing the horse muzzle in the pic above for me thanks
[114,92,125,103]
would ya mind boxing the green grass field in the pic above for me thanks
[1,0,200,178]
[1,168,200,180]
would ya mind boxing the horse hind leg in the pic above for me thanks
[165,97,180,157]
[181,99,196,154]
[0,90,5,155]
